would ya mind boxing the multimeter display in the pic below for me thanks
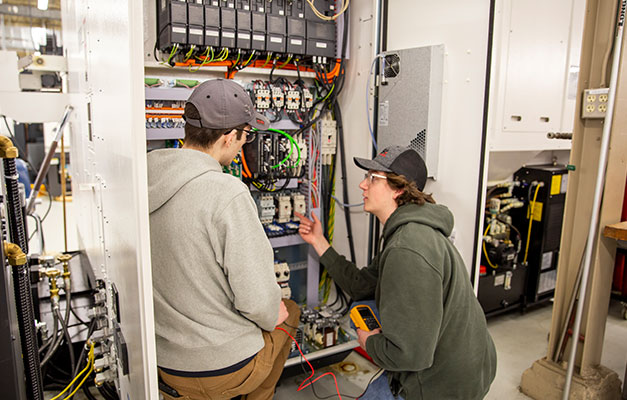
[350,305,381,332]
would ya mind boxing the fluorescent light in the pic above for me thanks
[31,27,47,46]
[37,0,48,11]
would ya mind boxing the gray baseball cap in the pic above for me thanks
[184,79,269,130]
[354,146,428,191]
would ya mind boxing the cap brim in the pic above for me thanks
[353,157,393,172]
[248,112,270,130]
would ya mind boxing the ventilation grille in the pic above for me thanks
[409,129,427,159]
[383,54,400,78]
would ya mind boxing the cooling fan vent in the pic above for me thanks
[409,129,427,159]
[383,54,400,78]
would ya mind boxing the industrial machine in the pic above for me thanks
[478,164,569,316]
[478,180,527,315]
[512,164,568,306]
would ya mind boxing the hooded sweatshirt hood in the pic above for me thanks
[148,148,222,214]
[148,147,282,372]
[383,202,454,241]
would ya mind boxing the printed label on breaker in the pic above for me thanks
[270,36,283,43]
[223,32,235,38]
[253,34,265,41]
[206,30,219,37]
[238,33,251,40]
[316,42,328,49]
[172,27,186,34]
[290,39,303,46]
[189,28,203,36]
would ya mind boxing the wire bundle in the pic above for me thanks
[50,342,95,400]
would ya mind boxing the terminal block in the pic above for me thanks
[286,90,301,110]
[256,195,275,225]
[292,193,306,217]
[291,134,307,176]
[301,87,313,110]
[254,89,271,110]
[276,195,292,223]
[320,117,337,165]
[272,86,285,108]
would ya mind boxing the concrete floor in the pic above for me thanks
[37,198,626,399]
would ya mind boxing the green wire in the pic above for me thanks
[162,44,178,67]
[278,55,292,69]
[216,48,227,61]
[243,50,256,67]
[190,47,214,72]
[321,83,335,102]
[183,45,195,62]
[261,53,272,68]
[254,128,301,169]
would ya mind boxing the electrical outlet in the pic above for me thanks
[581,88,609,119]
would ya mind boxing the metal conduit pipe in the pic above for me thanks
[3,138,44,400]
[367,0,385,262]
[4,241,43,400]
[562,1,626,398]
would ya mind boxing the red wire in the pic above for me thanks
[275,327,343,399]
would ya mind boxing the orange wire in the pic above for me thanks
[240,150,252,178]
[173,58,342,82]
[145,114,183,119]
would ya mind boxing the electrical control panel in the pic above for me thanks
[155,0,338,59]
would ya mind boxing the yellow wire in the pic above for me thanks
[278,55,292,69]
[523,183,542,263]
[306,0,350,21]
[160,44,179,68]
[190,47,213,72]
[51,343,95,400]
[261,53,272,68]
[215,48,227,61]
[183,45,196,62]
[219,48,229,61]
[62,345,95,400]
[482,222,498,269]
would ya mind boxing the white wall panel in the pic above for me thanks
[331,3,376,269]
[488,0,585,151]
[62,0,158,398]
[380,0,491,269]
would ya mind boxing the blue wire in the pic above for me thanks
[366,55,381,151]
[332,195,364,208]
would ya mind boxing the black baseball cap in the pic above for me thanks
[354,146,428,191]
[184,79,269,130]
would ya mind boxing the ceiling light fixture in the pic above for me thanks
[37,0,49,11]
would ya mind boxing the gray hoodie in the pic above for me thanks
[148,148,281,372]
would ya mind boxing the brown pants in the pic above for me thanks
[159,300,300,400]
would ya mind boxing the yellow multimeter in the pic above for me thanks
[350,305,381,332]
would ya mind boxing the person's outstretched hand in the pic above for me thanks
[294,212,330,256]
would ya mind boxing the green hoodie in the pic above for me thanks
[320,203,496,399]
